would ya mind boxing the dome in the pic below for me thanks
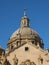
[10,9,40,41]
[10,27,39,39]
[7,9,44,52]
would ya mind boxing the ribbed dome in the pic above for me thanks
[10,9,40,39]
[7,9,44,50]
[10,27,39,39]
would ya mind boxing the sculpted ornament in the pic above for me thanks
[2,56,11,65]
[20,60,36,65]
[13,55,18,65]
[38,55,43,65]
[1,53,11,65]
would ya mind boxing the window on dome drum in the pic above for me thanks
[32,40,35,44]
[25,47,29,51]
[17,41,20,46]
[11,45,14,50]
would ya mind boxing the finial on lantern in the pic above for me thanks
[24,8,26,16]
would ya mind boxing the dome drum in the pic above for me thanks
[7,34,43,53]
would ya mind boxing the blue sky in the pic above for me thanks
[0,0,49,50]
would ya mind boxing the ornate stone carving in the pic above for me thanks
[38,55,43,65]
[13,55,18,65]
[0,53,11,65]
[31,62,36,65]
[20,60,36,65]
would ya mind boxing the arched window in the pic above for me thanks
[32,40,35,44]
[16,41,21,47]
[11,45,14,50]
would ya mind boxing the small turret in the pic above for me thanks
[21,9,30,27]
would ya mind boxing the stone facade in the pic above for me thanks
[0,9,49,65]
